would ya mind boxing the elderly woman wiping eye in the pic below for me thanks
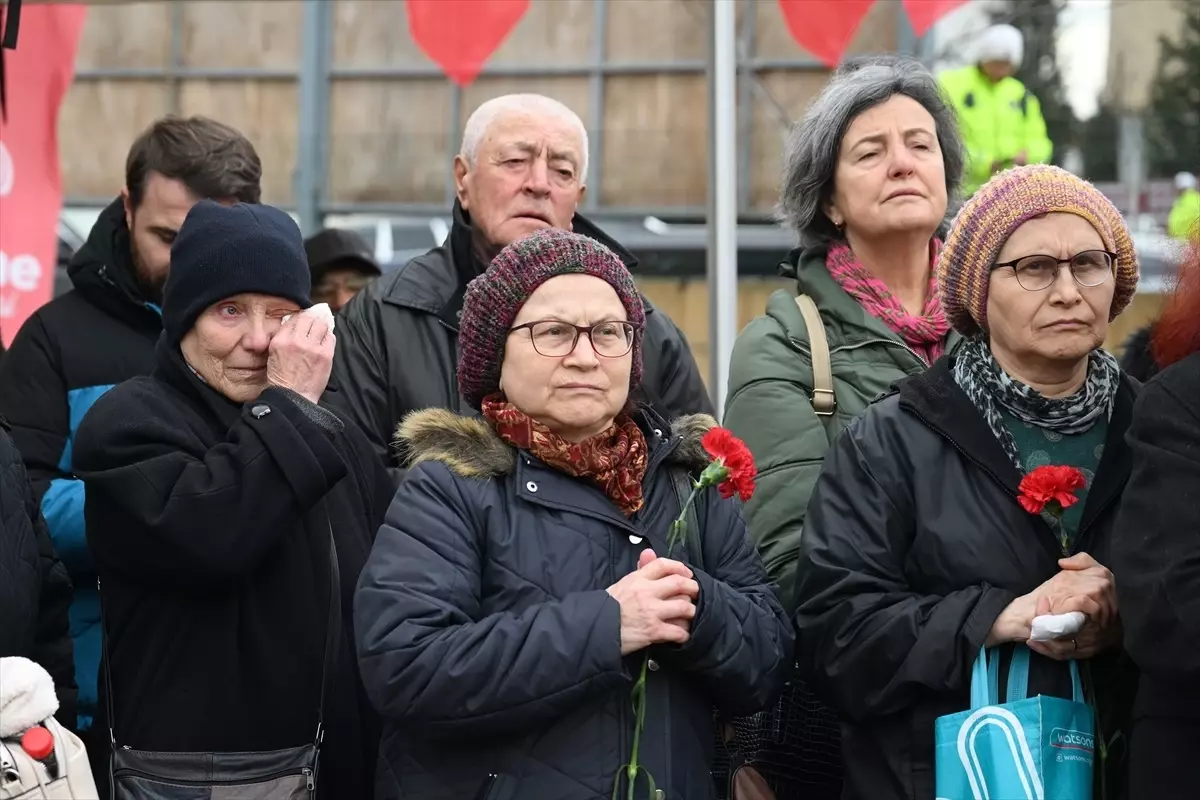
[73,201,391,799]
[354,227,792,800]
[281,301,336,331]
[794,165,1142,800]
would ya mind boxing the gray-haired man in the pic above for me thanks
[329,93,713,473]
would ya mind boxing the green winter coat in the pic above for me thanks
[722,248,963,611]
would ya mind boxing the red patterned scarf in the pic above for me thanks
[481,394,649,516]
[825,239,951,364]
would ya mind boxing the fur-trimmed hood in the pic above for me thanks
[394,409,718,479]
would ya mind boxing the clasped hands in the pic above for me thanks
[606,548,699,656]
[987,552,1123,661]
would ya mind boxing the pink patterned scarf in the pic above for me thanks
[825,240,951,365]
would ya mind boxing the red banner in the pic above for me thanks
[407,0,529,87]
[777,0,876,68]
[0,4,87,347]
[901,0,969,37]
[777,0,969,67]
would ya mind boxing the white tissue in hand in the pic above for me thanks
[282,302,335,332]
[1029,611,1086,642]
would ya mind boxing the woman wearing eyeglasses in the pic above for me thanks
[354,228,792,800]
[793,166,1140,800]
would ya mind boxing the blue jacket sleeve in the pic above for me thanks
[0,313,93,574]
[654,493,794,717]
[354,463,629,738]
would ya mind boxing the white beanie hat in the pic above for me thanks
[1175,172,1198,191]
[973,24,1024,68]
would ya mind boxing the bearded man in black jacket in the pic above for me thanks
[0,115,261,789]
[329,93,713,472]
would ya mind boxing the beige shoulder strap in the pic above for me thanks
[794,294,836,417]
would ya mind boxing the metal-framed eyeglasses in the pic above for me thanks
[509,320,642,358]
[991,249,1117,292]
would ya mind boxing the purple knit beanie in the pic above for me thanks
[457,228,646,409]
[937,164,1140,336]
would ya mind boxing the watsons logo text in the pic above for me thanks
[1050,728,1095,753]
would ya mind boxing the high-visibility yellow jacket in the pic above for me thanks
[938,65,1054,195]
[1167,189,1200,240]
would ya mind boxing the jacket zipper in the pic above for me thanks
[661,669,672,799]
[113,765,314,791]
[788,335,957,374]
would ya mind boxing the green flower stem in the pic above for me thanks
[614,466,716,799]
[623,655,650,800]
[666,479,703,557]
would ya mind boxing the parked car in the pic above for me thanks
[54,216,88,298]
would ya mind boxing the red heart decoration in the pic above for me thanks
[901,0,970,37]
[777,0,877,68]
[407,0,530,87]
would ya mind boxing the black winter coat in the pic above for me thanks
[1110,351,1200,796]
[1118,323,1160,383]
[328,203,714,474]
[0,417,76,728]
[72,337,393,799]
[0,198,160,730]
[354,408,793,800]
[794,358,1138,800]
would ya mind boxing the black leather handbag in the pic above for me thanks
[99,526,341,800]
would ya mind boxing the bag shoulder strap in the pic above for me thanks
[99,515,342,748]
[793,294,837,426]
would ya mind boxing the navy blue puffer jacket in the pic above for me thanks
[355,408,793,800]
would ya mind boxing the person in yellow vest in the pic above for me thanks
[1168,172,1200,241]
[939,24,1054,196]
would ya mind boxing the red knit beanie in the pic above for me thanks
[457,228,645,410]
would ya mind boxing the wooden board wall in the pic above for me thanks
[59,0,900,210]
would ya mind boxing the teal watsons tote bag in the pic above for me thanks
[935,646,1094,800]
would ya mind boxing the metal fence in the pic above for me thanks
[67,0,925,233]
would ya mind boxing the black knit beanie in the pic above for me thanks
[163,200,312,344]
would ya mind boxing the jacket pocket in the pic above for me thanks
[475,773,519,800]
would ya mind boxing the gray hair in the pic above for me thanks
[460,94,590,185]
[776,55,965,249]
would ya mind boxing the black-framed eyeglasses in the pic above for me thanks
[992,250,1117,292]
[509,320,642,358]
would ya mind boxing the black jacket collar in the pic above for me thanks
[383,201,645,330]
[152,333,243,431]
[897,356,1137,552]
[68,197,161,330]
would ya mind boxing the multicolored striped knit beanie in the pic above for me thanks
[457,228,646,409]
[936,164,1139,336]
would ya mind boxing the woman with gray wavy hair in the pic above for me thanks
[722,55,965,798]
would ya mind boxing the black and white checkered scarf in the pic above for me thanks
[951,336,1120,471]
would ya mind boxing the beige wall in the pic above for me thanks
[59,0,900,209]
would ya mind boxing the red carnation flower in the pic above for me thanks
[1018,465,1086,515]
[700,426,757,502]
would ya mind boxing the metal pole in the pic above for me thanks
[585,0,609,211]
[896,4,917,57]
[446,85,462,205]
[295,0,326,235]
[736,0,756,212]
[168,1,183,114]
[707,0,738,419]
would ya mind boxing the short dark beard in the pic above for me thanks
[129,236,166,305]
